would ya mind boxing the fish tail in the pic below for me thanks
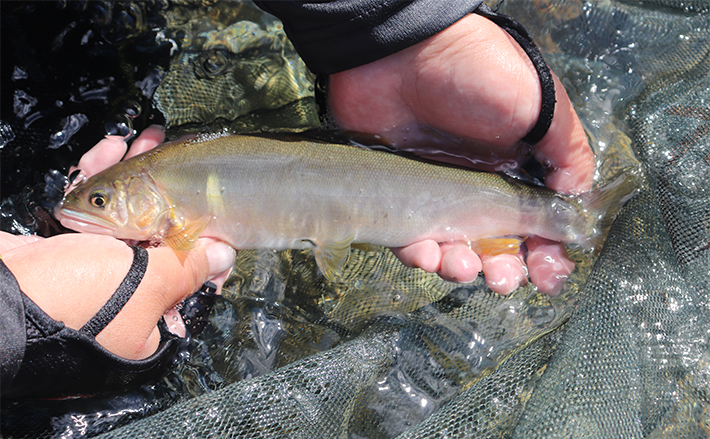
[578,167,643,250]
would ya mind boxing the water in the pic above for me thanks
[1,2,317,437]
[1,1,173,238]
[0,1,656,438]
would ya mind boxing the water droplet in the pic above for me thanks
[122,99,142,118]
[68,169,83,184]
[105,113,134,139]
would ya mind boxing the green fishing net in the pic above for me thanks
[3,0,710,438]
[152,0,319,134]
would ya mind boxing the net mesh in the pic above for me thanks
[3,0,710,438]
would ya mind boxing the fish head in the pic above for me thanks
[54,165,171,241]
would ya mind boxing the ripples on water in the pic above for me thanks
[1,1,174,237]
[1,1,650,438]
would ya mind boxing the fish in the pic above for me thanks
[54,132,634,281]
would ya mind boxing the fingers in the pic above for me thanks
[525,236,574,296]
[534,75,595,194]
[392,236,574,296]
[391,240,443,273]
[392,241,480,284]
[0,231,44,254]
[124,125,165,160]
[481,253,527,295]
[393,241,482,283]
[480,237,574,296]
[438,243,481,283]
[68,136,127,189]
[96,238,235,360]
[67,125,166,193]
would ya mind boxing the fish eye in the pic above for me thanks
[89,190,109,209]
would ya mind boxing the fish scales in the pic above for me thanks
[141,135,564,247]
[55,133,603,279]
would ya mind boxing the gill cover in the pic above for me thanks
[122,175,172,239]
[57,164,174,242]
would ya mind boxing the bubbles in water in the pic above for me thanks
[122,99,142,118]
[196,49,230,77]
[104,113,134,140]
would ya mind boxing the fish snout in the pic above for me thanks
[53,202,118,235]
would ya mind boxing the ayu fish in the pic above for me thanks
[54,133,631,280]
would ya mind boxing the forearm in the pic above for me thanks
[253,0,485,75]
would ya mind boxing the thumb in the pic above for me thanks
[97,238,235,359]
[0,231,44,254]
[532,75,594,194]
[144,238,236,311]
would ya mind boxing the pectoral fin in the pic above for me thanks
[313,235,354,282]
[470,237,524,256]
[164,215,211,252]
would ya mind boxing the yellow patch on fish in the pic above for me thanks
[205,172,226,220]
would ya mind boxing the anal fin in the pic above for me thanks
[470,237,523,256]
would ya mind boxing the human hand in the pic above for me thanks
[328,13,594,295]
[2,127,236,361]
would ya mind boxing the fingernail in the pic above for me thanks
[206,242,236,277]
[147,124,165,132]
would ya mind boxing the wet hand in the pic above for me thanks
[66,124,168,190]
[328,14,595,295]
[1,232,234,360]
[2,127,236,361]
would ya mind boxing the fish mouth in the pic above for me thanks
[54,203,117,235]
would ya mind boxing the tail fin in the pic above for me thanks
[579,167,644,250]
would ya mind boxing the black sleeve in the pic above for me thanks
[253,0,485,75]
[0,251,182,400]
[0,259,26,393]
